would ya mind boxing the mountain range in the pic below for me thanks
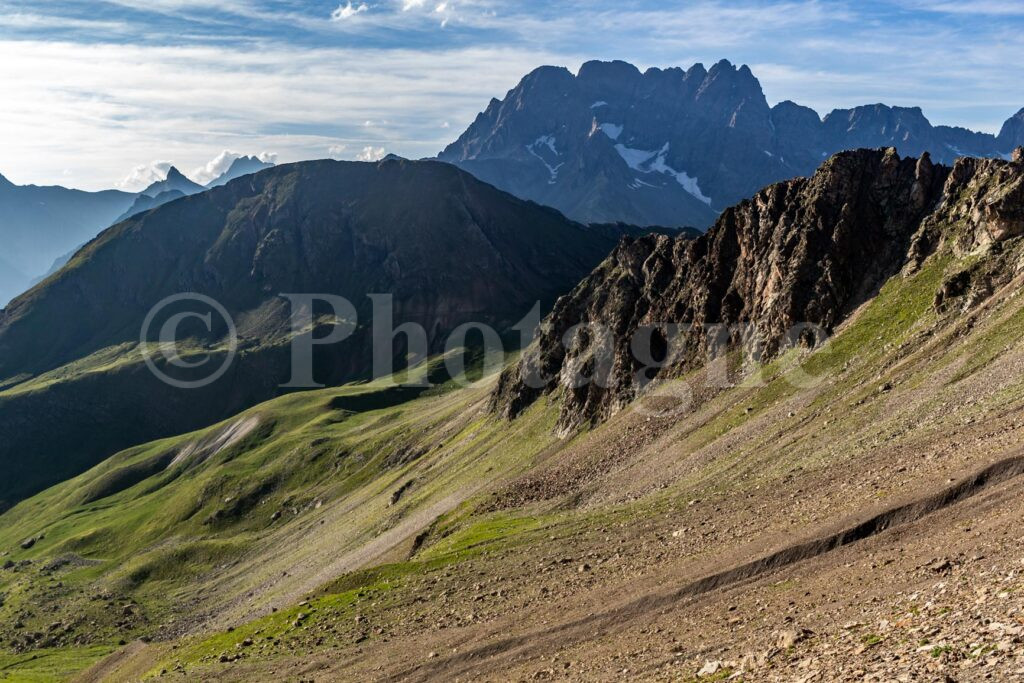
[440,59,1024,228]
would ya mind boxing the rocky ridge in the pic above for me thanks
[493,147,1024,432]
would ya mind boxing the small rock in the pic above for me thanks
[698,660,722,676]
[776,628,809,649]
[19,538,35,550]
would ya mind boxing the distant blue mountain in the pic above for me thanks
[0,172,136,306]
[441,59,1024,229]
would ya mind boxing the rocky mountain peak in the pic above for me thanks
[698,59,764,101]
[140,166,204,198]
[0,171,12,189]
[520,64,574,92]
[685,62,708,81]
[206,155,275,189]
[577,59,642,88]
[772,100,823,127]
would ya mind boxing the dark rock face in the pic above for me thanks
[492,148,1024,432]
[0,158,618,510]
[441,60,1021,230]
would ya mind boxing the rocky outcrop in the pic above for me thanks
[492,148,1024,432]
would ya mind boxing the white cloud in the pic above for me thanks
[3,1,1023,190]
[186,150,278,184]
[356,146,387,161]
[118,161,172,191]
[331,2,368,21]
[327,144,347,158]
[0,40,558,190]
[191,150,240,184]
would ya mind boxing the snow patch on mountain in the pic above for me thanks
[526,136,563,184]
[598,123,623,140]
[614,144,659,170]
[534,135,558,155]
[591,101,608,108]
[613,142,712,205]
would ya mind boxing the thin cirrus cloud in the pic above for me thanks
[0,38,558,190]
[0,0,1021,190]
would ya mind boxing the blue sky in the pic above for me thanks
[1,0,1022,190]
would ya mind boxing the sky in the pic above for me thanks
[1,0,1022,191]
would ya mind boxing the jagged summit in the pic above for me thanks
[141,165,204,198]
[492,147,1024,431]
[440,60,1022,230]
[205,155,275,188]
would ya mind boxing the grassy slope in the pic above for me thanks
[147,235,1024,679]
[3,232,1024,680]
[0,354,564,680]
